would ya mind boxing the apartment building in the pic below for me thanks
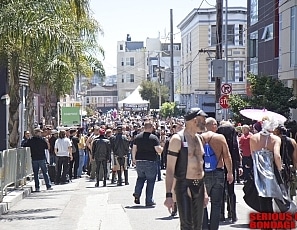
[177,7,247,117]
[117,35,181,103]
[247,0,279,78]
[117,34,146,101]
[279,0,297,119]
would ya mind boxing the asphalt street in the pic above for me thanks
[0,168,253,230]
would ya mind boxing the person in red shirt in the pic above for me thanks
[239,125,253,182]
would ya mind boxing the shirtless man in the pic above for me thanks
[250,118,282,212]
[164,108,209,230]
[201,117,233,230]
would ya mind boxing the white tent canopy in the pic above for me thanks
[118,86,149,109]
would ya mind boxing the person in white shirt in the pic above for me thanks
[54,130,73,184]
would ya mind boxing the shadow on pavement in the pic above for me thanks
[229,223,250,228]
[155,216,179,220]
[0,208,59,222]
[125,205,155,209]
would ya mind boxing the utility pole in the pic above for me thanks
[158,53,162,110]
[215,0,223,119]
[170,9,174,103]
[224,0,229,120]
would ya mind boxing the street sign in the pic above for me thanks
[221,83,232,95]
[219,94,230,109]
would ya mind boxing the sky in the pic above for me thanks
[89,0,247,76]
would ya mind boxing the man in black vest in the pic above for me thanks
[164,108,209,229]
[110,125,130,186]
[92,128,111,187]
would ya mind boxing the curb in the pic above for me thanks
[0,184,33,216]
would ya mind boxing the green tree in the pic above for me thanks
[160,102,177,118]
[229,73,297,123]
[139,81,169,109]
[0,0,104,147]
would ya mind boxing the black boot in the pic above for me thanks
[111,171,116,184]
[117,170,122,186]
[230,194,238,223]
[103,180,106,187]
[124,170,129,185]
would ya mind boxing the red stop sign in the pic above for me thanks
[219,95,230,109]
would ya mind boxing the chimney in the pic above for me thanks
[126,34,131,41]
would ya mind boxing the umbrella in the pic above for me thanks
[239,109,287,123]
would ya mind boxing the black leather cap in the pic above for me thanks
[184,108,208,121]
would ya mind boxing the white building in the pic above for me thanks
[177,7,247,118]
[117,35,181,104]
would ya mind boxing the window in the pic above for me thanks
[186,34,189,53]
[227,61,235,82]
[189,65,192,84]
[262,24,273,41]
[189,32,192,52]
[211,25,217,46]
[291,7,295,67]
[121,58,124,66]
[239,25,244,45]
[249,31,258,75]
[130,57,134,66]
[121,75,125,83]
[211,25,235,46]
[129,74,134,82]
[250,0,258,25]
[225,25,235,45]
[168,44,180,51]
[126,58,130,66]
[249,31,258,58]
[120,44,123,50]
[238,61,244,82]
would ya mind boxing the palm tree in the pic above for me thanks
[0,0,105,147]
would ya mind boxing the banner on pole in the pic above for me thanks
[61,107,80,126]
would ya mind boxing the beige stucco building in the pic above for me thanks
[177,7,247,118]
[116,35,181,106]
[279,1,297,119]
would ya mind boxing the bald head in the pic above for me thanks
[205,117,218,132]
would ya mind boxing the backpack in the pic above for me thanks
[202,135,220,172]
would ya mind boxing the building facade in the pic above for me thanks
[178,7,247,118]
[117,34,146,101]
[117,35,181,104]
[279,0,297,119]
[247,0,279,78]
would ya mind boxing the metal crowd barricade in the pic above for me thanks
[0,148,33,203]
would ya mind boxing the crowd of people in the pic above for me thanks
[20,108,297,230]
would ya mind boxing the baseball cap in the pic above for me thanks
[184,108,208,121]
